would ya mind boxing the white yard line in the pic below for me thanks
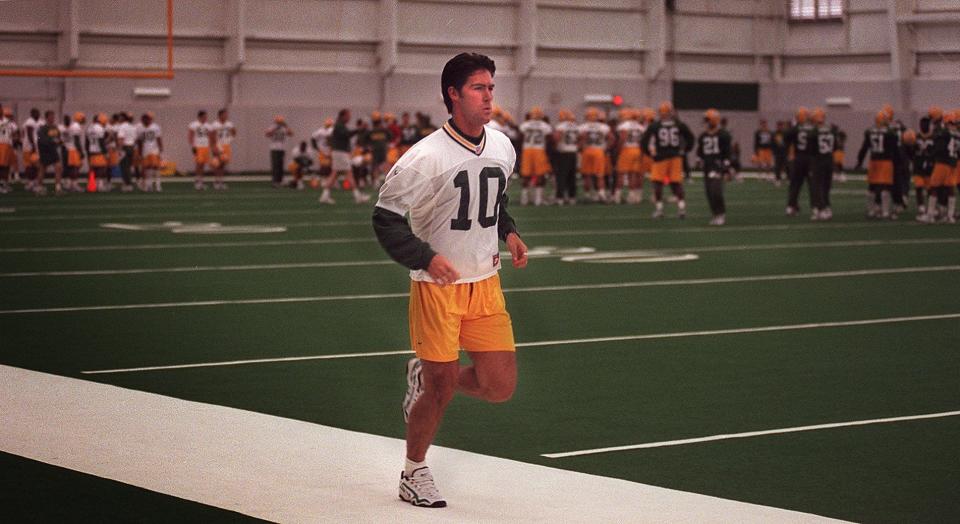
[0,365,847,523]
[4,264,958,312]
[542,410,960,458]
[1,229,954,254]
[0,218,908,236]
[81,312,960,375]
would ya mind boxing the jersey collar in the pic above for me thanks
[442,120,486,156]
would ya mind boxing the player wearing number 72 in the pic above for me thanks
[371,52,528,509]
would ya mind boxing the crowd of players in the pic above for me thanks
[2,100,957,225]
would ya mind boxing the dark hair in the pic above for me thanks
[30,108,40,118]
[337,108,350,122]
[218,108,227,117]
[919,116,931,134]
[198,110,207,118]
[441,52,496,113]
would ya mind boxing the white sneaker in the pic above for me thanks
[785,206,798,216]
[402,358,423,424]
[810,209,820,221]
[194,181,206,191]
[354,192,371,204]
[318,194,336,205]
[399,466,446,508]
[652,208,664,219]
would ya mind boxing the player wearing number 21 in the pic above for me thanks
[372,52,528,509]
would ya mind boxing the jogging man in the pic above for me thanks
[372,52,528,508]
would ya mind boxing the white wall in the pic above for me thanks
[0,0,958,172]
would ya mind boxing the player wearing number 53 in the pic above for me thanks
[371,52,528,509]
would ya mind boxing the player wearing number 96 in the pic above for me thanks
[371,52,528,509]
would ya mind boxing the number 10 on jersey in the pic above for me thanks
[450,167,506,231]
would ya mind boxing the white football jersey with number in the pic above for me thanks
[376,121,516,284]
[519,120,552,150]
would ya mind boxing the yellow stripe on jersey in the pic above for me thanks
[442,121,486,156]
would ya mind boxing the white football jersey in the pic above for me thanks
[86,123,106,155]
[22,117,44,151]
[519,120,552,150]
[376,121,516,284]
[139,123,162,155]
[554,121,580,153]
[579,122,610,150]
[65,122,84,150]
[117,122,138,147]
[189,120,211,148]
[617,120,644,148]
[213,120,235,146]
[0,118,17,145]
[311,126,333,154]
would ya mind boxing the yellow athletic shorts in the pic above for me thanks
[755,148,773,166]
[0,144,13,167]
[219,144,232,163]
[408,273,515,363]
[143,153,161,169]
[616,147,641,173]
[194,146,210,165]
[521,148,551,177]
[581,147,605,176]
[651,157,684,184]
[868,159,894,185]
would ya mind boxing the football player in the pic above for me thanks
[364,111,393,187]
[319,109,368,204]
[784,107,816,216]
[64,112,86,192]
[189,110,215,190]
[753,119,774,180]
[697,108,732,225]
[518,106,553,205]
[855,111,900,219]
[0,107,17,193]
[552,108,579,205]
[116,112,138,192]
[311,117,335,184]
[210,108,235,190]
[138,112,163,192]
[810,107,837,220]
[578,107,613,202]
[373,52,527,510]
[640,101,694,218]
[87,114,109,191]
[21,108,43,191]
[265,115,292,188]
[918,111,958,222]
[906,122,933,217]
[616,108,645,204]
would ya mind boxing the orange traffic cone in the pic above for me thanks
[343,177,352,190]
[86,171,97,192]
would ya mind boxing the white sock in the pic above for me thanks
[677,199,686,211]
[405,457,426,477]
[321,188,331,199]
[655,201,664,211]
[948,196,956,218]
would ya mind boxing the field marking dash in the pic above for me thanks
[541,410,960,458]
[81,311,960,374]
[4,265,960,311]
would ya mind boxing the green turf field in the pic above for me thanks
[1,177,958,522]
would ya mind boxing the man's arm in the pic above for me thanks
[372,206,437,270]
[497,193,527,268]
[855,131,870,169]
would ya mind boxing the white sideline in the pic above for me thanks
[542,410,960,458]
[81,311,960,375]
[6,264,960,314]
[0,365,845,523]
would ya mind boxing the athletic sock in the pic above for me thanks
[404,458,426,477]
[948,196,956,219]
[655,200,664,211]
[677,199,686,211]
[927,195,939,218]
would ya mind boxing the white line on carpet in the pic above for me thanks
[1,230,954,254]
[542,410,960,458]
[0,365,846,523]
[81,312,960,374]
[4,264,959,312]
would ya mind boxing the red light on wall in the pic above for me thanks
[612,95,624,107]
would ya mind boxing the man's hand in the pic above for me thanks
[506,232,528,269]
[427,255,460,285]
